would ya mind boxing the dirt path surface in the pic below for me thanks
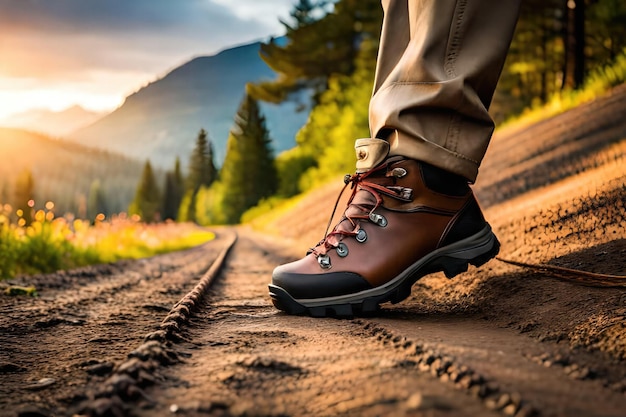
[1,86,626,417]
[0,231,236,416]
[137,232,626,417]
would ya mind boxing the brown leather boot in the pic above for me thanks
[270,141,499,317]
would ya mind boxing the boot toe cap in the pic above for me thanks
[272,260,372,300]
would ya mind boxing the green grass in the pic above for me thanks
[501,49,626,129]
[0,207,214,280]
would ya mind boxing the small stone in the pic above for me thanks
[569,367,591,380]
[144,330,168,342]
[117,357,143,375]
[469,384,487,398]
[423,353,436,365]
[484,397,499,410]
[510,392,523,406]
[457,374,473,389]
[471,374,485,385]
[496,393,512,409]
[515,404,538,417]
[377,359,395,368]
[397,359,416,368]
[406,393,438,410]
[503,403,519,415]
[418,362,430,372]
[170,404,179,413]
[86,362,114,376]
[449,371,461,382]
[24,378,56,391]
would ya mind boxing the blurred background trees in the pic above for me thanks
[129,161,161,223]
[248,0,626,198]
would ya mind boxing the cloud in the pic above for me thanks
[0,0,295,79]
[0,0,272,36]
[0,0,297,117]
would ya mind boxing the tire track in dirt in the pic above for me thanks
[0,230,234,417]
[136,231,626,417]
[70,230,237,417]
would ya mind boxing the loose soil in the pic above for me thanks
[1,86,626,417]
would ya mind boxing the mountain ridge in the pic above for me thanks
[0,105,104,137]
[69,40,309,169]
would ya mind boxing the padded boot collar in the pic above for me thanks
[355,138,390,173]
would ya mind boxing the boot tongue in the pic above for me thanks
[350,188,377,207]
[355,138,389,173]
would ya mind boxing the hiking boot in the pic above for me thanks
[269,139,499,317]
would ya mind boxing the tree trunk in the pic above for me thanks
[562,0,586,90]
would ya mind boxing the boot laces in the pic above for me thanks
[310,160,413,257]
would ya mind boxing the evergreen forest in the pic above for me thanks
[0,128,146,219]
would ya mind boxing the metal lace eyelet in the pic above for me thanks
[336,242,349,257]
[369,212,388,227]
[318,254,331,269]
[391,167,407,178]
[355,229,367,243]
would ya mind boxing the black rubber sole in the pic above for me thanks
[269,227,500,318]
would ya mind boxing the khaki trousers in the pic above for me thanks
[369,0,521,181]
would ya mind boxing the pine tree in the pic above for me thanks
[129,160,161,223]
[162,157,185,221]
[562,0,586,90]
[219,94,278,224]
[0,182,10,205]
[87,180,108,220]
[248,0,382,104]
[185,129,218,222]
[187,129,217,193]
[14,169,35,225]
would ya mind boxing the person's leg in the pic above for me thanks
[270,0,521,317]
[368,0,521,182]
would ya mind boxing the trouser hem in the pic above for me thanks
[388,130,479,182]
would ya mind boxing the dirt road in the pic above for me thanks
[1,87,626,416]
[2,227,624,417]
[135,231,626,417]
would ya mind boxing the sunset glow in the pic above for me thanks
[0,0,296,124]
[0,80,125,121]
[0,66,161,121]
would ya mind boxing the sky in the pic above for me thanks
[0,0,298,120]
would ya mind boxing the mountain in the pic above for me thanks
[0,128,146,216]
[0,105,104,137]
[69,40,310,169]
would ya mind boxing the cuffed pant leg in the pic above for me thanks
[369,0,521,181]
